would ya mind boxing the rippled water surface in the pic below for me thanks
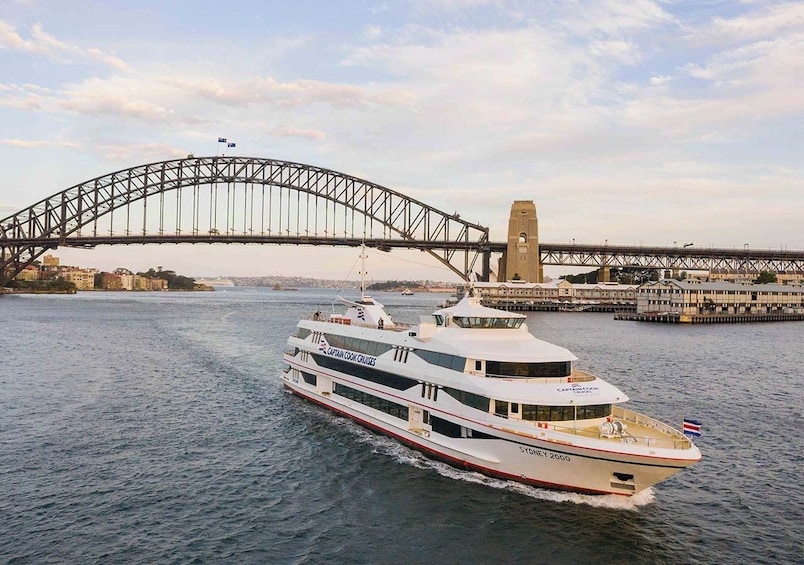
[1,288,802,564]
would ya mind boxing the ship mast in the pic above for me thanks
[359,240,367,301]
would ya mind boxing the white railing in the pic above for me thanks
[541,408,692,450]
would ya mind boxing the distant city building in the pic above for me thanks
[16,265,40,281]
[100,273,123,290]
[708,269,804,285]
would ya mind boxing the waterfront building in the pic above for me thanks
[458,280,637,310]
[61,268,96,290]
[637,280,804,317]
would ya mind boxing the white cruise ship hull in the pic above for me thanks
[282,367,698,496]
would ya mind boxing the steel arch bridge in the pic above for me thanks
[0,156,491,284]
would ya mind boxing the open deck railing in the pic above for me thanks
[542,406,692,450]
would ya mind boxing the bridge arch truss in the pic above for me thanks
[1,156,491,283]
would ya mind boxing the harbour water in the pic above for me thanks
[1,288,802,564]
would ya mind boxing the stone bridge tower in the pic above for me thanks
[498,200,543,283]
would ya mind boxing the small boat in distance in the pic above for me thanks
[281,246,701,495]
[401,288,414,296]
[272,283,298,291]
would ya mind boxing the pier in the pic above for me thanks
[615,312,804,324]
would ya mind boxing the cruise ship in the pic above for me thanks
[282,261,701,495]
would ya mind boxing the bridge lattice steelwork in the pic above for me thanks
[1,156,491,283]
[534,243,804,273]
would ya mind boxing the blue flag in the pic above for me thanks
[227,142,236,148]
[683,418,702,437]
[218,137,227,143]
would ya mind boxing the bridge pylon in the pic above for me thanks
[497,201,543,283]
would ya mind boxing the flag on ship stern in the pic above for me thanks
[683,418,702,437]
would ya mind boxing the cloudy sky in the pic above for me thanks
[1,0,802,281]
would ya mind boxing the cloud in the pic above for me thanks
[707,2,804,42]
[59,78,174,122]
[649,75,672,85]
[0,138,79,148]
[83,143,188,162]
[0,19,128,70]
[271,126,327,140]
[364,25,382,40]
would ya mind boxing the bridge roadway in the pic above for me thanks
[45,235,804,274]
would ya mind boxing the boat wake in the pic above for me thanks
[343,420,655,510]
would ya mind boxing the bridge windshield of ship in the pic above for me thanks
[452,316,524,329]
[486,360,572,378]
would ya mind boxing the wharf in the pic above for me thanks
[481,300,635,313]
[615,312,804,324]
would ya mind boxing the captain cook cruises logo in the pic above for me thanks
[317,335,377,367]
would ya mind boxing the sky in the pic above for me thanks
[1,0,802,281]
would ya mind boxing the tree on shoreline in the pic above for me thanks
[138,268,196,290]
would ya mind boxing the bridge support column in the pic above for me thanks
[481,250,491,282]
[501,201,542,283]
[598,266,611,283]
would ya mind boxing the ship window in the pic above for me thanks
[575,404,612,420]
[297,328,312,339]
[333,383,408,420]
[443,387,490,412]
[416,350,466,372]
[464,427,496,439]
[486,361,571,378]
[301,371,317,386]
[431,416,496,440]
[431,416,462,438]
[494,400,509,419]
[311,353,417,391]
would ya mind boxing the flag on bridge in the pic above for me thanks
[218,137,227,143]
[227,142,236,148]
[683,418,702,437]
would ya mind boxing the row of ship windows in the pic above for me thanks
[323,333,394,357]
[302,355,609,423]
[332,381,499,440]
[513,403,611,421]
[312,354,416,391]
[451,316,524,329]
[486,360,571,378]
[333,383,409,420]
[299,331,571,378]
